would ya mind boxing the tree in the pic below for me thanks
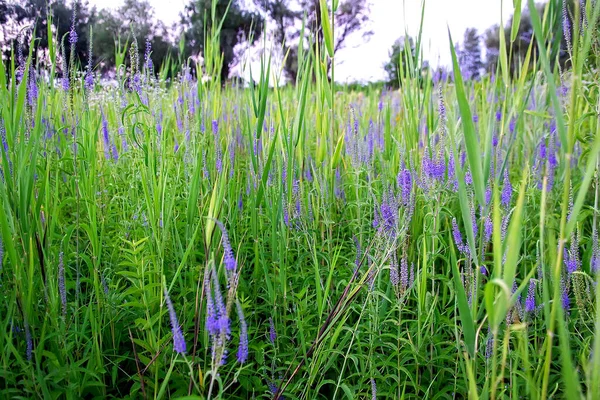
[458,28,483,80]
[0,0,96,69]
[384,36,416,88]
[483,2,573,76]
[252,0,299,81]
[92,0,175,74]
[180,0,264,82]
[256,0,372,82]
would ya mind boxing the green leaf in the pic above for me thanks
[510,0,523,42]
[448,29,485,209]
[449,234,476,357]
[320,0,334,57]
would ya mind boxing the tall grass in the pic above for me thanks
[0,0,599,398]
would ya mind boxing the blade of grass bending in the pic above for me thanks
[319,0,334,58]
[501,166,527,287]
[448,29,485,209]
[510,0,523,43]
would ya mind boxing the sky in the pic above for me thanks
[89,0,527,82]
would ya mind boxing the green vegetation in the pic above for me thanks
[0,0,600,399]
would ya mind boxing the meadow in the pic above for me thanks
[1,0,600,398]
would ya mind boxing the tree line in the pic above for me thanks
[0,0,590,86]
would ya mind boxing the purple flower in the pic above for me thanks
[397,168,412,205]
[371,378,377,400]
[501,169,512,207]
[164,288,186,354]
[205,274,219,336]
[452,218,469,256]
[400,254,409,291]
[27,72,38,106]
[101,112,111,161]
[144,38,153,71]
[471,204,478,240]
[484,217,493,243]
[111,143,119,161]
[563,0,571,52]
[215,220,237,271]
[438,86,447,125]
[213,120,222,173]
[525,279,536,314]
[509,119,516,134]
[268,381,283,398]
[24,318,32,361]
[269,317,277,344]
[58,252,66,317]
[62,76,70,92]
[485,187,492,205]
[390,253,400,286]
[376,188,399,239]
[564,238,580,275]
[561,277,570,313]
[213,271,230,337]
[485,328,493,359]
[538,141,547,160]
[85,72,94,91]
[69,26,78,46]
[236,301,248,364]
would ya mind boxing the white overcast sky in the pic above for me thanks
[89,0,527,82]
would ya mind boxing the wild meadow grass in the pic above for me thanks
[1,0,600,398]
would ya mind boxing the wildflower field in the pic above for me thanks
[2,0,600,398]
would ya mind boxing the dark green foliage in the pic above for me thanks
[255,0,371,82]
[180,0,264,82]
[92,0,176,73]
[384,36,416,88]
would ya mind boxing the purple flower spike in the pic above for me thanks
[563,0,571,52]
[236,301,248,364]
[24,318,32,361]
[484,217,493,243]
[390,253,400,286]
[212,271,230,337]
[371,378,377,400]
[400,254,409,290]
[269,317,277,344]
[205,274,219,336]
[164,288,186,354]
[69,26,78,46]
[215,220,237,271]
[501,169,512,207]
[85,72,94,90]
[561,277,570,313]
[397,168,412,206]
[525,279,536,314]
[58,252,67,317]
[452,218,469,257]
